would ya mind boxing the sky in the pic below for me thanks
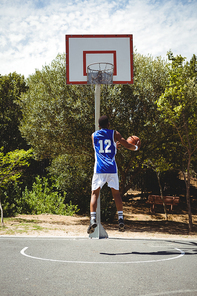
[0,0,197,78]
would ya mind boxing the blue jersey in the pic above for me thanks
[93,129,117,174]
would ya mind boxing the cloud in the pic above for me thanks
[0,0,197,77]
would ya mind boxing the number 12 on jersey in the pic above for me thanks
[99,139,111,153]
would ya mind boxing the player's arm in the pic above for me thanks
[114,131,139,151]
[91,134,94,148]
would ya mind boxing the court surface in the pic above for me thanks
[0,236,197,296]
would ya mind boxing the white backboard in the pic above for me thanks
[65,34,133,85]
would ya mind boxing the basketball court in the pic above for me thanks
[1,236,197,295]
[1,35,195,295]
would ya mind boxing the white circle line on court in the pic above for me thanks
[20,247,185,264]
[140,289,197,295]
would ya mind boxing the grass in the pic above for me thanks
[0,217,47,235]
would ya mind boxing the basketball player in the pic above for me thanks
[87,115,140,234]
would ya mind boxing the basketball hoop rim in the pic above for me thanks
[87,62,114,72]
[87,62,114,85]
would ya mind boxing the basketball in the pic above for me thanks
[127,136,141,148]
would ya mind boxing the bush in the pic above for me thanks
[18,176,79,215]
[1,183,22,217]
[48,154,93,214]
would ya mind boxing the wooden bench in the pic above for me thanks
[147,195,180,213]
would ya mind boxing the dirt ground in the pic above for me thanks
[1,195,197,240]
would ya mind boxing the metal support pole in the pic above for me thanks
[95,84,100,131]
[89,84,108,239]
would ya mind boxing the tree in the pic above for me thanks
[0,73,28,153]
[0,147,33,225]
[19,55,95,159]
[47,153,93,213]
[143,158,174,220]
[157,52,197,232]
[102,53,169,196]
[19,52,170,214]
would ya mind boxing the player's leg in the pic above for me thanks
[87,187,100,234]
[111,187,123,211]
[111,187,125,232]
[90,187,100,212]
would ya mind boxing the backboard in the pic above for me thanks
[65,34,133,85]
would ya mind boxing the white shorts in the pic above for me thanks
[92,173,119,191]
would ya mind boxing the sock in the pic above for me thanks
[90,212,96,221]
[118,211,123,220]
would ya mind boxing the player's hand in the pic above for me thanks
[116,141,121,149]
[136,140,141,149]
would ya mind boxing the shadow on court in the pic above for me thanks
[104,219,197,237]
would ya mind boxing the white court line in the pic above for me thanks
[20,247,185,264]
[141,289,197,295]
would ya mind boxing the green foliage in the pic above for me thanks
[157,52,197,160]
[18,52,173,206]
[0,147,33,188]
[0,73,28,153]
[0,72,52,216]
[48,154,93,213]
[0,182,22,217]
[101,53,170,195]
[19,176,79,215]
[18,51,197,219]
[0,148,32,223]
[20,54,95,159]
[157,52,197,231]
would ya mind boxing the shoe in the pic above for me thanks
[87,219,97,234]
[118,218,125,232]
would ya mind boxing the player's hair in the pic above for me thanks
[99,115,109,128]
